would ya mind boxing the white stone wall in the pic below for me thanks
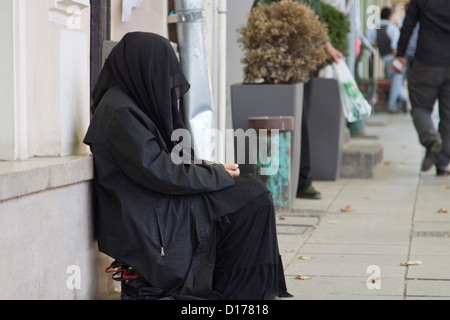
[0,0,92,160]
[0,0,171,299]
[0,157,114,300]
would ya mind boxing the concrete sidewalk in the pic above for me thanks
[277,113,450,300]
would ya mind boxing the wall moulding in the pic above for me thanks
[0,156,93,202]
[48,0,90,29]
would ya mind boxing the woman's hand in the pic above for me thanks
[223,164,240,178]
[324,41,344,63]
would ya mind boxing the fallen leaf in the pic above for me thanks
[365,196,371,200]
[445,234,450,238]
[316,238,326,242]
[437,208,449,214]
[285,249,294,253]
[367,276,380,284]
[341,205,353,212]
[295,275,312,280]
[296,235,304,238]
[400,260,422,266]
[384,161,391,165]
[298,256,312,260]
[441,185,450,190]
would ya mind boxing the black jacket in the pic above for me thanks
[397,0,450,66]
[84,86,269,299]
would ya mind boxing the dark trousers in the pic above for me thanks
[298,80,312,190]
[408,60,450,169]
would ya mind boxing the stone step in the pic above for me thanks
[340,142,383,179]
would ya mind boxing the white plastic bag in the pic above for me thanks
[332,59,372,123]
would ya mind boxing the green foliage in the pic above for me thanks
[238,0,328,84]
[320,1,350,57]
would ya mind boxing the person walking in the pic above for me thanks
[367,7,408,113]
[393,0,450,176]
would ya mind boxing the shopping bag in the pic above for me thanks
[332,59,372,123]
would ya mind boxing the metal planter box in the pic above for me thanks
[307,77,346,180]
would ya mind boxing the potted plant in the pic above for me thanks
[307,1,350,181]
[230,0,328,203]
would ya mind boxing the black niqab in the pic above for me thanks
[91,32,190,151]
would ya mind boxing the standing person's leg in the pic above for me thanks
[297,80,321,199]
[436,66,450,175]
[389,72,408,112]
[383,54,396,112]
[384,54,407,113]
[298,87,312,190]
[408,60,444,172]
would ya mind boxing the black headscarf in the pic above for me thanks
[91,32,190,151]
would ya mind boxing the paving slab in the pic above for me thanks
[409,236,450,257]
[406,279,450,298]
[299,243,409,256]
[284,276,404,300]
[284,253,408,279]
[304,224,412,246]
[405,255,450,280]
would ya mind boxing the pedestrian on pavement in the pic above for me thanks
[397,3,419,113]
[393,0,450,176]
[367,7,409,113]
[252,0,343,200]
[83,32,290,300]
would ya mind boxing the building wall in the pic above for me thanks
[0,0,91,160]
[0,0,168,299]
[0,156,114,300]
[0,181,105,299]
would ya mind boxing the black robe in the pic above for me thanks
[83,32,289,300]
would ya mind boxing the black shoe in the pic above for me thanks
[436,167,450,176]
[121,277,162,300]
[297,185,322,199]
[421,140,443,172]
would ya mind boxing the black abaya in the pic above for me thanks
[83,32,289,300]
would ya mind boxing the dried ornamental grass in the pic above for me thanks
[238,0,328,84]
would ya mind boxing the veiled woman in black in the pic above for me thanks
[84,32,290,300]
